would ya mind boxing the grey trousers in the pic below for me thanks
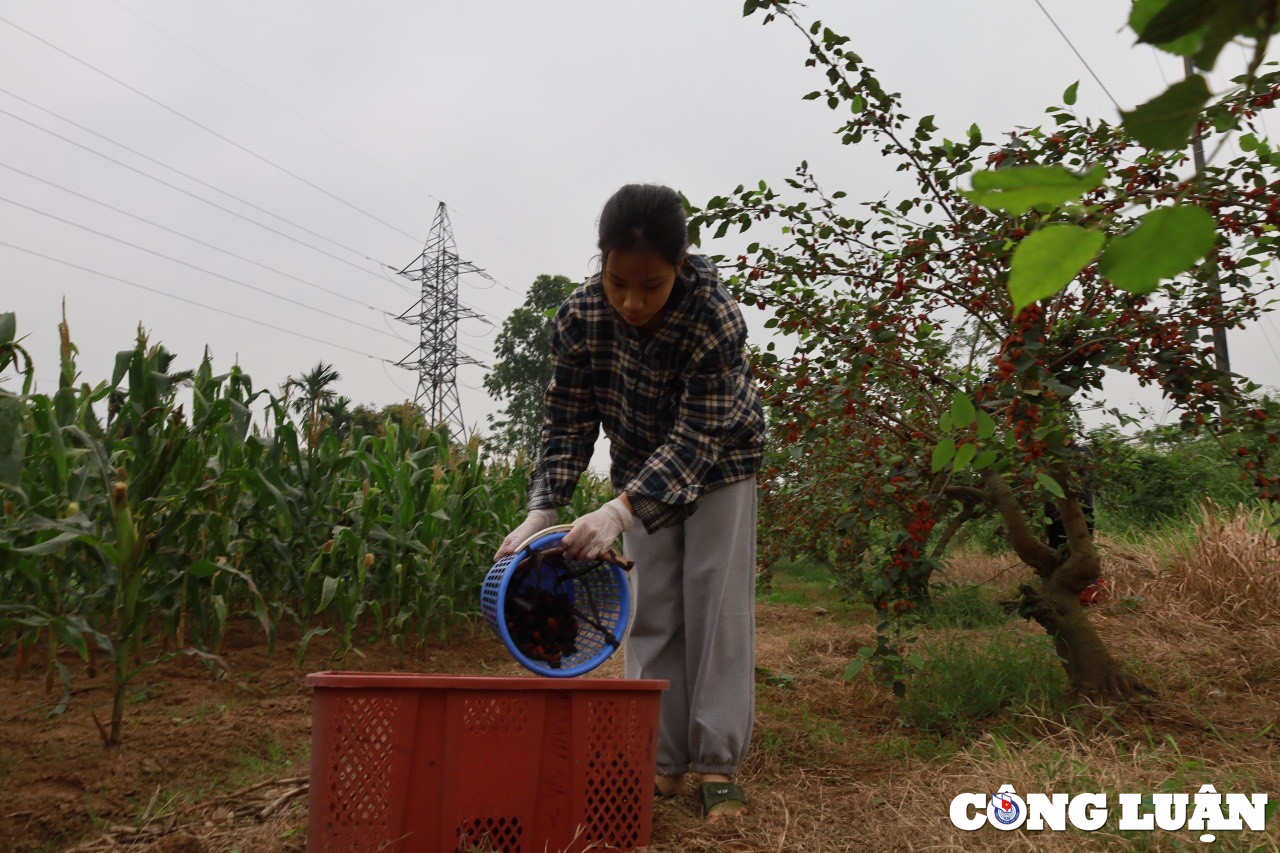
[622,477,757,776]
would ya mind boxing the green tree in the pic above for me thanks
[695,0,1280,698]
[324,395,354,441]
[483,274,577,458]
[349,402,384,438]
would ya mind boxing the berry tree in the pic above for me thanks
[694,0,1280,698]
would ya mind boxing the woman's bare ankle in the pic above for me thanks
[655,773,684,796]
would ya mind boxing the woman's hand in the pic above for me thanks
[562,497,634,559]
[494,508,558,560]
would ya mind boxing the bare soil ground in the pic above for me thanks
[2,547,1278,852]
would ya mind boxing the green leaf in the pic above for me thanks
[1007,225,1106,313]
[51,617,89,660]
[111,349,133,387]
[1121,75,1211,150]
[1099,205,1217,294]
[17,531,82,556]
[1130,0,1207,54]
[976,409,997,439]
[953,443,977,472]
[295,626,331,666]
[1134,0,1214,48]
[0,393,22,485]
[0,312,15,346]
[187,559,223,578]
[686,219,702,249]
[965,164,1106,215]
[319,576,339,612]
[931,437,957,473]
[973,449,999,470]
[842,658,865,680]
[950,393,976,427]
[1036,472,1066,499]
[1063,81,1079,106]
[1194,2,1263,70]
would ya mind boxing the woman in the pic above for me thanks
[495,183,765,822]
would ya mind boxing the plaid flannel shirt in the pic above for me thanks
[527,254,765,532]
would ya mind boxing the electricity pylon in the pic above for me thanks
[395,202,485,435]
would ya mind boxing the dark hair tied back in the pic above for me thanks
[597,184,688,269]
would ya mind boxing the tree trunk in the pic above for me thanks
[1008,575,1149,698]
[981,469,1151,700]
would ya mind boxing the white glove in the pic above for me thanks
[561,497,634,559]
[495,508,558,560]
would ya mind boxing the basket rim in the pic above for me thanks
[513,522,574,555]
[485,528,631,678]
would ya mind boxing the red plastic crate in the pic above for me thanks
[305,672,668,852]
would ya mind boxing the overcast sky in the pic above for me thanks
[3,1,1277,473]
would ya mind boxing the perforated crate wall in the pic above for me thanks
[306,673,666,853]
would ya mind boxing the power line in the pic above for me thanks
[1,161,403,319]
[380,359,416,399]
[1031,0,1121,110]
[0,105,407,292]
[0,238,392,362]
[1150,46,1171,87]
[107,0,555,284]
[0,12,421,243]
[380,310,415,346]
[0,194,407,342]
[0,88,408,287]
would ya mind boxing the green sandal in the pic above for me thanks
[700,781,748,818]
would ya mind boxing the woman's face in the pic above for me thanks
[603,248,682,330]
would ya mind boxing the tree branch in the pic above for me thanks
[978,469,1058,574]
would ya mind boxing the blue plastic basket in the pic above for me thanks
[482,527,631,678]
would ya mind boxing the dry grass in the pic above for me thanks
[30,537,1280,853]
[638,563,1280,852]
[1156,502,1280,626]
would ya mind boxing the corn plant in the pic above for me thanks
[0,311,611,744]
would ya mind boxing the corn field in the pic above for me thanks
[0,312,603,745]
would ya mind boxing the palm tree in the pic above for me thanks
[284,361,341,446]
[324,395,354,442]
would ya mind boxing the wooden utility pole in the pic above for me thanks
[1185,57,1232,386]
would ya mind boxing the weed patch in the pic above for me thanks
[922,582,1011,629]
[899,626,1070,732]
